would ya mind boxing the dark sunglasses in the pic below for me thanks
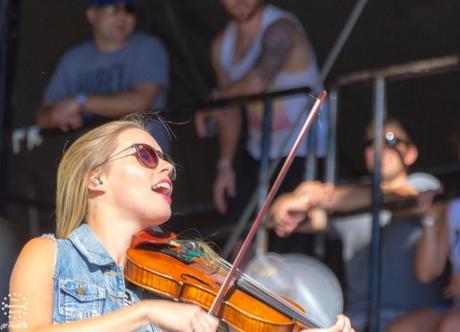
[101,4,136,16]
[97,143,176,180]
[365,131,411,149]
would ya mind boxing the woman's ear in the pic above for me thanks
[403,145,418,167]
[88,170,105,193]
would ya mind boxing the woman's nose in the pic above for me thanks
[159,158,176,180]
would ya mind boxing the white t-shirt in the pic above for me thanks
[220,5,327,159]
[447,198,460,275]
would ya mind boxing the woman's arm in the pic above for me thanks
[9,238,218,332]
[9,237,55,331]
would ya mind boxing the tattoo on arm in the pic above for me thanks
[254,19,297,83]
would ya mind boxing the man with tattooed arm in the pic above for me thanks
[195,0,327,223]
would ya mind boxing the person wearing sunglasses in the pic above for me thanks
[271,118,444,332]
[387,121,460,332]
[35,0,170,152]
[9,118,354,332]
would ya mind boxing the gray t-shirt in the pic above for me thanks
[43,32,171,150]
[45,32,169,113]
[331,172,444,331]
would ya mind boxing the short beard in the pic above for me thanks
[381,166,406,183]
[230,1,264,22]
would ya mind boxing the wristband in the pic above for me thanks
[421,216,437,228]
[217,158,231,170]
[76,94,87,110]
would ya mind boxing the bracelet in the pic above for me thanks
[421,216,437,228]
[75,94,87,110]
[216,158,231,170]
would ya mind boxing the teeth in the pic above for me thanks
[152,181,172,196]
[153,182,170,190]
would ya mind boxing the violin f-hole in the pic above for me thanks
[182,274,216,288]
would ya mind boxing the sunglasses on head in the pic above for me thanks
[101,4,136,16]
[365,131,411,149]
[97,143,176,180]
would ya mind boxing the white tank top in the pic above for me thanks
[447,198,460,276]
[220,5,327,159]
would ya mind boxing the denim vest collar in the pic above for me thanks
[68,223,116,266]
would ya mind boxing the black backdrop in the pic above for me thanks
[6,0,460,239]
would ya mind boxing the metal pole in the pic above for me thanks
[305,118,317,181]
[160,0,208,98]
[304,106,326,257]
[312,0,368,259]
[0,0,9,217]
[255,96,273,256]
[221,92,311,259]
[0,0,19,217]
[319,0,369,82]
[325,89,338,184]
[368,77,386,332]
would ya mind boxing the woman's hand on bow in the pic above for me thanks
[303,315,355,332]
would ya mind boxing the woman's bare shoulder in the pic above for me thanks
[9,238,57,328]
[11,237,56,285]
[20,236,56,259]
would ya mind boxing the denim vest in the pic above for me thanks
[49,223,159,331]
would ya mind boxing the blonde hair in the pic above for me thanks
[55,118,147,239]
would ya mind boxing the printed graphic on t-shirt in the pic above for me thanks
[76,63,129,94]
[247,99,291,132]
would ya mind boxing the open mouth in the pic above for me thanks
[151,179,173,203]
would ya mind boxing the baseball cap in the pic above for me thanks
[87,0,136,7]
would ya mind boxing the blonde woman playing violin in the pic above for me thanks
[10,118,353,332]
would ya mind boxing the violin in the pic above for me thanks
[125,92,328,331]
[125,229,321,331]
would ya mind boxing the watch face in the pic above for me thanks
[76,94,87,106]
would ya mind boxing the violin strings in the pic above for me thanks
[218,258,294,309]
[218,258,314,325]
[215,258,320,327]
[215,257,297,309]
[179,242,321,327]
[239,276,321,327]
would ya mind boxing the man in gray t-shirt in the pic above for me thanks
[36,0,170,150]
[330,172,443,332]
[271,118,445,331]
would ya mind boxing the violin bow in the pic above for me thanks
[209,90,328,316]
